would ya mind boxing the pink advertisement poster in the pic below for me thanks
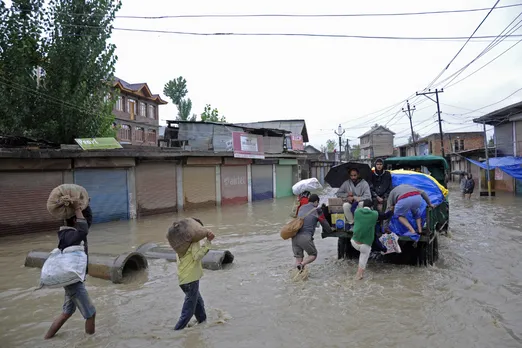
[232,132,265,159]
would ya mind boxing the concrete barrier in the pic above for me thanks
[24,250,148,284]
[136,242,234,271]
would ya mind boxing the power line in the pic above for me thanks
[61,24,522,41]
[439,15,522,88]
[424,0,501,90]
[110,4,522,20]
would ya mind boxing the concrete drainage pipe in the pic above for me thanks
[136,242,234,271]
[24,250,148,284]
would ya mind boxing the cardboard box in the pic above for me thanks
[328,198,343,206]
[328,205,344,213]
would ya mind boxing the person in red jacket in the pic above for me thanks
[296,191,311,215]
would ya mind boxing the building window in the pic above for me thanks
[115,96,123,111]
[139,102,146,117]
[118,124,131,142]
[148,105,156,119]
[147,129,156,143]
[127,98,136,119]
[136,127,144,142]
[429,141,433,154]
[460,139,464,150]
[454,140,459,152]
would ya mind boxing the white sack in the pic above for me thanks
[292,178,323,195]
[40,245,87,288]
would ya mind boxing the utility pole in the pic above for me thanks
[344,139,350,161]
[483,122,491,197]
[334,124,345,164]
[416,88,445,157]
[402,100,417,156]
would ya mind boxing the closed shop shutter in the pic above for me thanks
[0,171,63,236]
[74,169,129,224]
[136,162,177,216]
[276,165,293,198]
[183,166,216,208]
[251,165,273,201]
[221,165,247,204]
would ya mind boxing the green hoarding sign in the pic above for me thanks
[74,137,123,150]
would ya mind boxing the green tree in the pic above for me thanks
[408,132,421,144]
[351,144,361,159]
[163,76,187,105]
[0,0,45,137]
[36,0,121,143]
[200,104,226,122]
[177,98,192,120]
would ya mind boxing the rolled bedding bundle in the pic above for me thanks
[166,218,210,256]
[46,184,89,219]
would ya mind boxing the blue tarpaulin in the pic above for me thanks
[466,156,522,180]
[388,172,446,242]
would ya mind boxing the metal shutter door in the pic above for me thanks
[276,165,293,198]
[221,165,248,204]
[0,171,63,236]
[74,169,129,224]
[183,166,216,208]
[251,165,273,201]
[136,162,177,216]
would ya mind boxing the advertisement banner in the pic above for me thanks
[232,132,265,159]
[290,134,304,150]
[75,137,123,150]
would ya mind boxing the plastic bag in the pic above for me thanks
[292,178,323,195]
[379,232,402,255]
[166,218,210,256]
[47,184,89,220]
[40,246,87,288]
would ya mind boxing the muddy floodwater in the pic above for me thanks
[1,188,522,347]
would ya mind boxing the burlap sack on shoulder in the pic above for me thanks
[47,184,89,220]
[166,218,209,256]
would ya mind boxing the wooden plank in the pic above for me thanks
[74,157,135,168]
[186,157,222,166]
[0,158,71,171]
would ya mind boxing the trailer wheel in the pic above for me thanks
[337,238,348,260]
[417,242,427,267]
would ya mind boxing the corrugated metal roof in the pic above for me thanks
[234,119,308,142]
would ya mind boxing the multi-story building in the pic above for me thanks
[112,77,168,146]
[358,125,395,162]
[397,132,484,157]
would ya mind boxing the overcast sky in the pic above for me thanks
[17,0,522,148]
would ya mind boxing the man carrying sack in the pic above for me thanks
[290,194,332,272]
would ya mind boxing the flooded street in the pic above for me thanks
[1,188,522,348]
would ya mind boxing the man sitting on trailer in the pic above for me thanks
[370,158,392,212]
[336,168,372,229]
[386,184,435,235]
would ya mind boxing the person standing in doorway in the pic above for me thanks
[460,173,467,198]
[292,194,332,272]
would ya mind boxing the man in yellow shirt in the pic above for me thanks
[166,218,215,330]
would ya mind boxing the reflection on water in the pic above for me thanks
[1,188,522,347]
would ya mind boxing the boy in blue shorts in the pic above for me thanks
[45,205,96,339]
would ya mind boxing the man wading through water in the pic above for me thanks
[292,194,332,272]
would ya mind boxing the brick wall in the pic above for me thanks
[429,133,484,156]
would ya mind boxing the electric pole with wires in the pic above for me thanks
[402,100,417,156]
[416,88,445,157]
